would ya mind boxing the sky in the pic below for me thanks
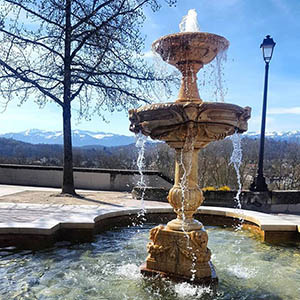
[1,0,300,135]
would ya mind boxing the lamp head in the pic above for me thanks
[260,35,276,63]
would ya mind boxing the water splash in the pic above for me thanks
[228,265,257,279]
[116,264,141,280]
[135,132,148,221]
[174,282,213,298]
[179,9,200,32]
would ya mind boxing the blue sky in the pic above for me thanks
[1,0,300,135]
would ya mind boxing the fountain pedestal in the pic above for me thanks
[141,133,217,284]
[129,31,251,285]
[141,226,218,285]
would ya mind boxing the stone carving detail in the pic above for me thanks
[168,186,203,220]
[147,225,170,258]
[147,243,169,257]
[145,225,213,278]
[129,102,251,148]
[149,225,164,242]
[147,225,211,263]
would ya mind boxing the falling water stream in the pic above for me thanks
[229,131,246,260]
[213,50,228,102]
[135,132,148,221]
[197,50,228,103]
[179,9,228,103]
[230,131,243,210]
[178,133,198,281]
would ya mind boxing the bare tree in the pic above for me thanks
[0,0,177,195]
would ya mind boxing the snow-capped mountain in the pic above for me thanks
[245,130,300,142]
[0,129,136,147]
[1,129,300,147]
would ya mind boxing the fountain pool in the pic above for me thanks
[1,224,299,299]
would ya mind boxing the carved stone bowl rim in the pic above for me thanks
[133,101,247,114]
[152,32,230,52]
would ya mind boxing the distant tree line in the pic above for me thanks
[0,136,300,190]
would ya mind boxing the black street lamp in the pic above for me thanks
[250,35,276,192]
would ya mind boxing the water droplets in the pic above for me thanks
[199,49,228,102]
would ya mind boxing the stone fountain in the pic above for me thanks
[129,11,251,285]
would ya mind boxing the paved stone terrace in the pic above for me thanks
[0,185,300,246]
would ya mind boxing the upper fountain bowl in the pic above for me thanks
[152,32,229,68]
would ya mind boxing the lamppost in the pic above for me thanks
[250,35,276,192]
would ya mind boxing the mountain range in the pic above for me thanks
[246,131,300,143]
[0,129,136,147]
[0,129,300,147]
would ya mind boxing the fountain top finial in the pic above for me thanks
[152,9,229,102]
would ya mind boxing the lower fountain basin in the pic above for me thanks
[129,102,251,148]
[1,224,299,299]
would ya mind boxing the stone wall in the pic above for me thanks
[0,164,172,192]
[132,187,300,214]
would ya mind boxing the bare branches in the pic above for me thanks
[0,28,64,60]
[5,0,64,29]
[0,0,177,116]
[0,58,63,106]
[71,0,115,32]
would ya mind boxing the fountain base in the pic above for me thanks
[141,225,217,285]
[140,262,218,286]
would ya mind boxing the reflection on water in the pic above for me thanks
[1,225,300,299]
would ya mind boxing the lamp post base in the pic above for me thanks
[249,175,269,192]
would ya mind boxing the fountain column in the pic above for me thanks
[167,131,204,231]
[167,147,203,231]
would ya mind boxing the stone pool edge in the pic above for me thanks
[0,203,299,249]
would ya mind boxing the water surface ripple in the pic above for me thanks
[1,225,300,299]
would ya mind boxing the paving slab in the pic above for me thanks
[0,185,300,245]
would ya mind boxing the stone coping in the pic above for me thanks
[0,163,167,177]
[0,203,299,236]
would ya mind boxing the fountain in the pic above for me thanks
[129,10,251,285]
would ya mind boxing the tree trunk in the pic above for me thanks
[62,103,75,194]
[61,0,75,195]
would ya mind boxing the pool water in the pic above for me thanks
[1,224,300,299]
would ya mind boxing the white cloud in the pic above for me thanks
[268,107,300,115]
